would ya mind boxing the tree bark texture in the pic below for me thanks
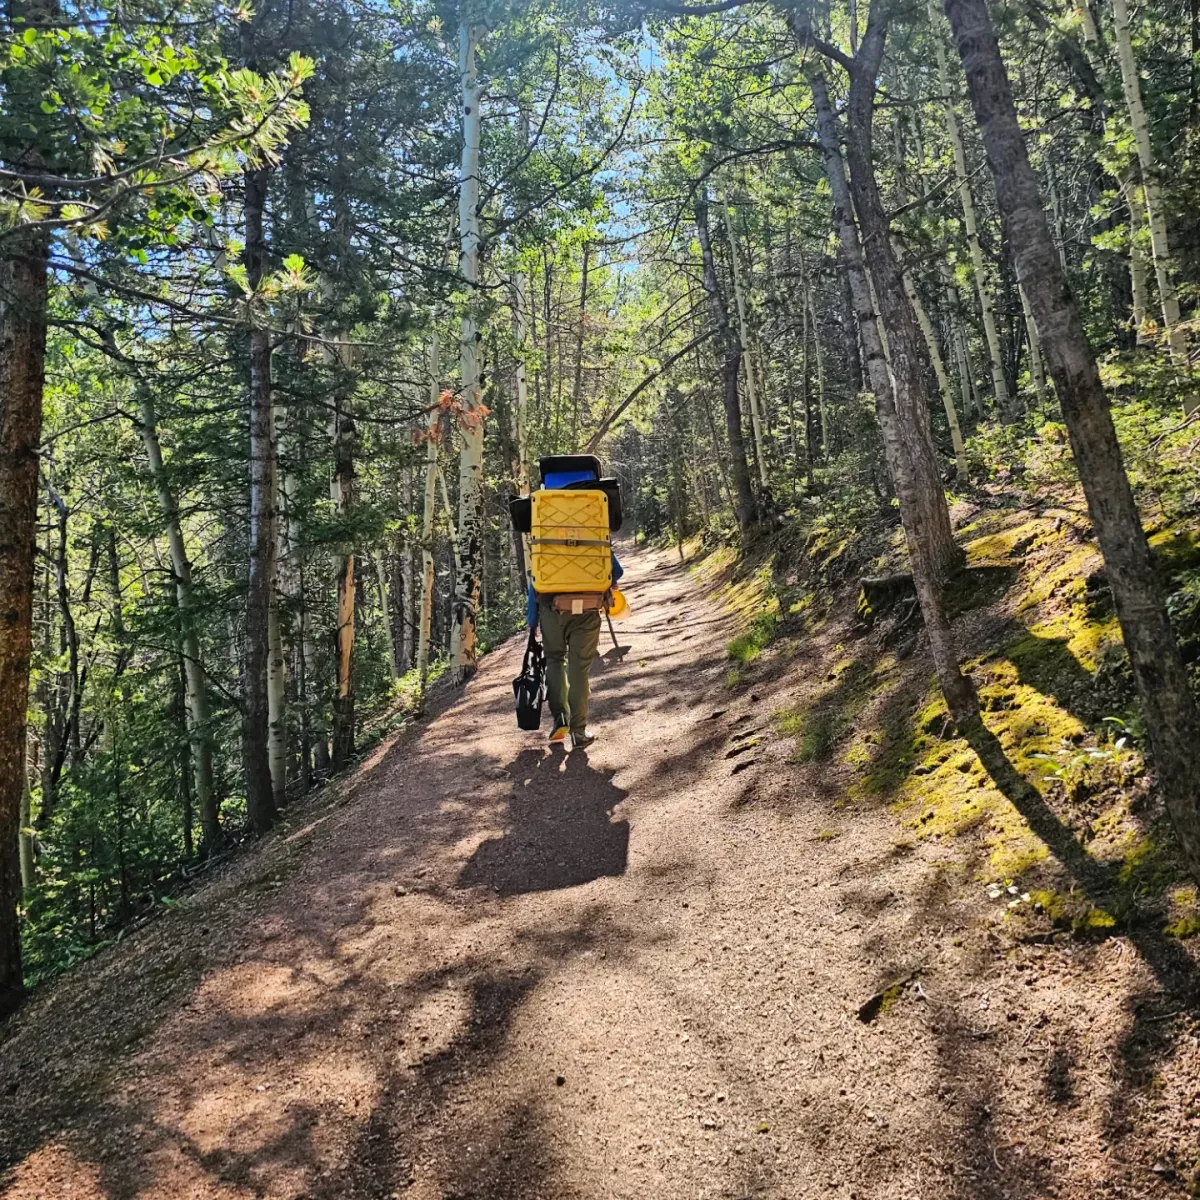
[136,388,219,848]
[694,193,756,535]
[331,401,357,768]
[449,21,486,682]
[1110,0,1188,365]
[724,200,770,491]
[0,222,48,1015]
[807,64,975,722]
[836,11,964,587]
[929,0,1013,416]
[417,326,441,712]
[241,165,278,835]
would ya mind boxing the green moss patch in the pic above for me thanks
[1164,887,1200,938]
[727,610,781,664]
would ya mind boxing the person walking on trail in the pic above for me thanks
[527,552,623,749]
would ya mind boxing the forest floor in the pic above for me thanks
[2,535,1200,1200]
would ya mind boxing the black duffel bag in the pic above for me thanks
[513,628,546,730]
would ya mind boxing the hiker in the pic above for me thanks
[511,454,625,748]
[526,551,623,748]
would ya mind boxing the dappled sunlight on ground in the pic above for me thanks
[2,539,1199,1198]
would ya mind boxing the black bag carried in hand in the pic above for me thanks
[513,628,546,730]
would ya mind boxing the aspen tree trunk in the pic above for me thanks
[808,287,828,456]
[795,240,829,458]
[267,383,287,806]
[953,321,976,423]
[450,20,486,682]
[1044,163,1071,273]
[1059,12,1154,341]
[799,252,810,472]
[724,201,770,491]
[1121,169,1151,340]
[0,214,47,1016]
[240,164,277,830]
[695,194,756,534]
[1123,192,1152,343]
[837,25,964,586]
[946,267,985,419]
[513,274,533,495]
[1110,0,1188,367]
[136,388,219,848]
[18,755,33,891]
[417,329,441,711]
[1018,283,1049,405]
[241,165,278,834]
[807,59,976,722]
[331,386,357,768]
[946,0,1200,877]
[753,337,773,437]
[771,222,801,483]
[279,359,317,786]
[512,274,533,587]
[375,553,399,681]
[896,241,969,476]
[570,244,591,451]
[840,262,864,398]
[400,467,415,671]
[929,0,1013,417]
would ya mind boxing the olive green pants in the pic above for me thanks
[538,599,602,733]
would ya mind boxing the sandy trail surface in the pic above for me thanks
[1,545,1196,1200]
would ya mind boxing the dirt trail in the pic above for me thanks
[0,545,1195,1200]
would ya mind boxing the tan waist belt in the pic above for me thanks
[550,593,606,614]
[530,537,610,548]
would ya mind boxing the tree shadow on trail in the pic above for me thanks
[964,719,1197,991]
[457,748,629,896]
[962,718,1200,1183]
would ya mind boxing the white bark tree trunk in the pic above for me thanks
[930,0,1013,416]
[724,200,770,491]
[807,286,828,455]
[399,466,415,672]
[1111,0,1189,365]
[330,363,356,767]
[375,553,399,681]
[1018,282,1049,405]
[1120,168,1151,341]
[136,388,218,847]
[512,273,533,585]
[18,749,33,891]
[267,395,287,806]
[417,327,441,711]
[513,274,533,495]
[450,19,486,681]
[1074,11,1154,343]
[895,238,969,476]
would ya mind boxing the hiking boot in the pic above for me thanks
[571,729,596,749]
[548,721,570,745]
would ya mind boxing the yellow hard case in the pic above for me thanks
[529,489,612,595]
